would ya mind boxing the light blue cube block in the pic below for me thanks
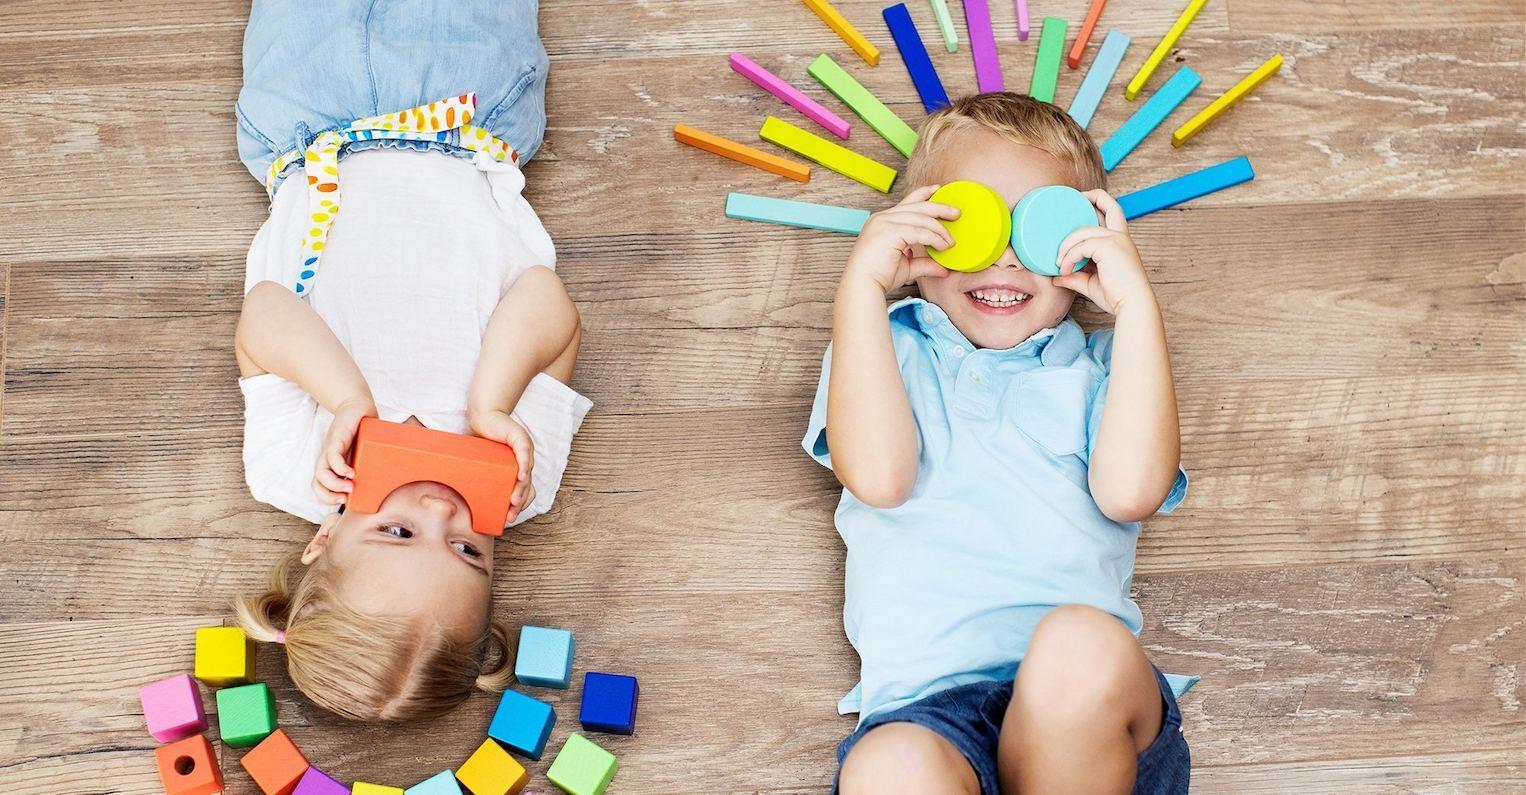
[405,771,463,795]
[488,688,557,759]
[515,625,574,688]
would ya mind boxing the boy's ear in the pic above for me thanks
[302,512,342,565]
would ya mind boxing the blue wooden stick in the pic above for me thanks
[884,3,950,113]
[1098,65,1201,171]
[1066,29,1130,130]
[725,193,871,234]
[1117,157,1255,219]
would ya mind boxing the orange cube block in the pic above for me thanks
[241,728,310,795]
[154,735,223,795]
[348,418,518,536]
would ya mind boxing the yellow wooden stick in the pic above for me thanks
[802,0,881,66]
[1125,0,1208,100]
[1172,54,1283,146]
[760,116,897,193]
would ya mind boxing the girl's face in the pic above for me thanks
[306,481,495,638]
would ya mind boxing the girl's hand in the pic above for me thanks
[844,185,959,295]
[1053,190,1158,316]
[470,409,537,524]
[314,396,377,505]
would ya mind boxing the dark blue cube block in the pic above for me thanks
[578,672,638,735]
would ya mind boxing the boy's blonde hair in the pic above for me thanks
[905,92,1107,192]
[235,553,513,722]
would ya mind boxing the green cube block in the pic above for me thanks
[546,733,617,795]
[216,682,276,748]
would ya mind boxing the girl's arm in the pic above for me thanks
[826,186,957,508]
[1054,191,1181,522]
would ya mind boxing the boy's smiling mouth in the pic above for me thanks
[966,286,1033,313]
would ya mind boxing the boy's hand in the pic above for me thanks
[470,409,537,524]
[314,395,377,506]
[1053,190,1158,315]
[843,185,959,294]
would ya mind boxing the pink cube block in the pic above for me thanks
[138,674,206,742]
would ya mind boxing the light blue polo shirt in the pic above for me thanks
[803,298,1188,724]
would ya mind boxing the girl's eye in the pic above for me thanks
[453,541,482,559]
[380,523,412,539]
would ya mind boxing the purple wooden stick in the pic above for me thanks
[964,0,1004,91]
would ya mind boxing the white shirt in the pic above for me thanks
[240,148,591,527]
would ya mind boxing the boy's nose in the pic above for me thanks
[989,245,1023,270]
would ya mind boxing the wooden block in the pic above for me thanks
[216,682,277,748]
[927,181,1011,273]
[928,0,958,52]
[514,625,575,688]
[293,768,350,795]
[579,672,639,736]
[352,784,404,795]
[1010,185,1099,276]
[724,192,871,235]
[1014,0,1030,40]
[140,673,206,743]
[759,116,897,193]
[1029,17,1067,103]
[154,735,223,795]
[808,55,919,157]
[963,0,1004,92]
[1100,65,1200,171]
[241,729,310,795]
[348,417,517,537]
[405,772,464,795]
[1172,54,1284,146]
[728,52,851,139]
[1067,0,1108,69]
[673,123,811,182]
[455,739,529,795]
[1116,156,1254,219]
[546,733,618,795]
[488,689,557,759]
[801,0,880,66]
[883,4,949,113]
[1066,29,1130,130]
[1124,0,1208,100]
[194,626,253,687]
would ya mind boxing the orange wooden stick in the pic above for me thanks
[674,123,811,183]
[348,418,518,536]
[1067,0,1108,69]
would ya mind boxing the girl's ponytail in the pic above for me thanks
[235,552,298,644]
[474,619,515,692]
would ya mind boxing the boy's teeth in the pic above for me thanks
[970,288,1030,307]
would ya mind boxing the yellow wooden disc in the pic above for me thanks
[927,181,1012,272]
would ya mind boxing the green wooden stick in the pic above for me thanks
[928,0,958,52]
[1030,17,1067,103]
[808,54,920,158]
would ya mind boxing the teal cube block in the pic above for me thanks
[215,682,276,748]
[488,689,556,759]
[515,626,574,688]
[405,771,463,795]
[546,733,617,795]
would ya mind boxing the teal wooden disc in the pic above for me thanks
[1010,185,1099,276]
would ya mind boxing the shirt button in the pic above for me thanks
[970,371,982,382]
[951,346,966,358]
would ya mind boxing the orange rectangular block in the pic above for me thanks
[349,418,518,536]
[242,729,310,795]
[155,735,223,795]
[674,124,810,183]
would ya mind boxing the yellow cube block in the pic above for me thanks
[194,626,254,687]
[456,739,528,795]
[352,784,404,795]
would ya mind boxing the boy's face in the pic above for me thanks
[914,127,1082,350]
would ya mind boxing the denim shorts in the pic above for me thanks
[836,666,1190,795]
[235,0,548,186]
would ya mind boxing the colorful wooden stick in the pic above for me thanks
[1066,29,1130,129]
[884,3,951,113]
[1029,17,1067,103]
[802,0,881,66]
[929,0,958,51]
[808,54,920,157]
[1171,54,1283,146]
[1125,0,1208,100]
[729,52,852,139]
[725,192,871,234]
[759,116,898,192]
[674,123,811,182]
[1116,156,1254,219]
[1067,0,1109,68]
[1100,65,1200,171]
[1015,0,1030,41]
[964,0,1004,92]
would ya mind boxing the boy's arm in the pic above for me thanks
[826,186,958,508]
[1054,191,1182,522]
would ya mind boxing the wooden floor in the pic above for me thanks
[1,0,1523,792]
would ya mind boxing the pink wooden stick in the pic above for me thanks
[1015,0,1030,40]
[729,52,852,140]
[964,0,1004,91]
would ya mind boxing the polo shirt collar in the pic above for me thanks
[888,297,1085,365]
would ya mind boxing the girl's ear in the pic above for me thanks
[302,512,342,565]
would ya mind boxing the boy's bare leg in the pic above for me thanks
[839,723,980,795]
[997,604,1164,795]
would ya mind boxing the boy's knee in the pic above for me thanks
[840,723,978,795]
[1014,605,1145,719]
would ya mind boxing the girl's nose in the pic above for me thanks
[419,492,458,517]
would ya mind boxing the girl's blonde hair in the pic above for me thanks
[905,92,1108,192]
[235,553,513,722]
